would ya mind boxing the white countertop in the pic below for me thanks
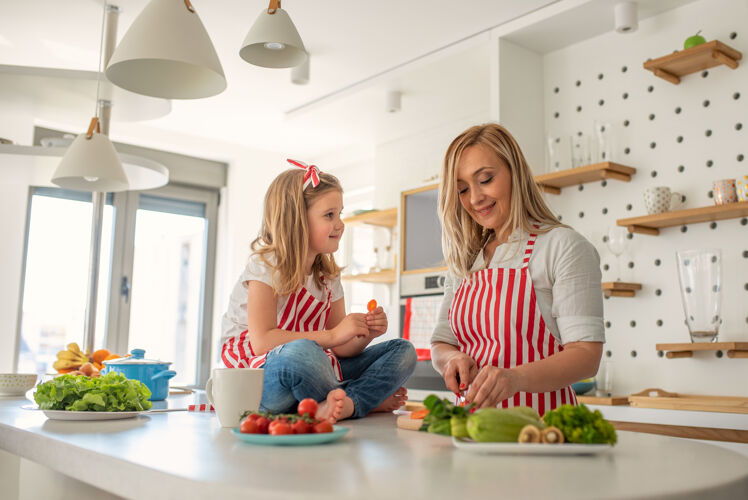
[1,393,747,500]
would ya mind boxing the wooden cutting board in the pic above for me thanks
[396,415,424,431]
[628,388,748,414]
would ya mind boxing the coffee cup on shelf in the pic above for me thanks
[737,175,748,202]
[643,186,683,214]
[713,178,738,205]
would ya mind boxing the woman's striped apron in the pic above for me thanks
[448,227,577,416]
[221,279,343,381]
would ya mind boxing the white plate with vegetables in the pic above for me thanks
[452,437,613,455]
[22,405,148,421]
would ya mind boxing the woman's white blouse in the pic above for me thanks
[431,226,605,347]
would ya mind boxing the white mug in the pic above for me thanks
[643,187,683,214]
[205,368,264,428]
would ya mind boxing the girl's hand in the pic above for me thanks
[365,306,387,338]
[330,313,369,345]
[465,366,521,409]
[441,352,478,394]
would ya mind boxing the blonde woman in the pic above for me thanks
[431,124,604,416]
[222,161,415,423]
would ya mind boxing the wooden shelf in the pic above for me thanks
[656,342,748,359]
[577,395,629,406]
[617,202,748,235]
[643,40,742,85]
[534,162,636,195]
[341,269,396,284]
[602,282,641,298]
[342,208,397,227]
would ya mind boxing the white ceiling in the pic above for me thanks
[0,0,699,160]
[0,0,555,159]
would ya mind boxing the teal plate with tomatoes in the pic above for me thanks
[231,425,349,446]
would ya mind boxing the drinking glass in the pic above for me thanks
[572,134,592,168]
[676,249,722,343]
[606,225,628,281]
[595,361,614,397]
[546,135,571,172]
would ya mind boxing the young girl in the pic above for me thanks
[431,124,604,416]
[221,160,416,422]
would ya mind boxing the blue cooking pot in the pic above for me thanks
[102,349,176,401]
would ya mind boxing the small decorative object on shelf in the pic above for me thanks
[655,342,748,359]
[535,161,636,195]
[616,202,748,235]
[643,40,742,85]
[601,282,641,298]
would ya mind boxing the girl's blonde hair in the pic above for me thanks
[438,123,565,278]
[251,168,343,296]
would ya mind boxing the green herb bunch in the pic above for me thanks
[420,394,473,436]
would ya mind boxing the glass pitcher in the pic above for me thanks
[675,249,722,343]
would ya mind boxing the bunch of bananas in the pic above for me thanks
[53,343,91,372]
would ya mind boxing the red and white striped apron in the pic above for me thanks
[221,279,344,381]
[448,227,577,416]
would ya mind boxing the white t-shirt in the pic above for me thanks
[431,226,605,347]
[220,253,345,345]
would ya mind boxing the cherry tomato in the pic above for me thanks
[292,420,312,434]
[297,398,318,418]
[269,421,293,435]
[313,421,334,434]
[246,413,262,422]
[255,416,270,434]
[240,418,259,434]
[367,299,377,312]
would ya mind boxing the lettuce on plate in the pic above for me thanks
[34,371,152,411]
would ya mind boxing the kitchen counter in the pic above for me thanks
[1,393,747,500]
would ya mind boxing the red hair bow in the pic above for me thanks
[287,158,320,190]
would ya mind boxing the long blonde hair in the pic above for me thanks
[439,123,565,278]
[251,168,343,296]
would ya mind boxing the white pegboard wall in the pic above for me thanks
[541,0,747,396]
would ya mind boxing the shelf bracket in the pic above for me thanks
[665,351,693,359]
[601,170,632,182]
[712,50,739,69]
[626,224,659,236]
[538,184,561,195]
[653,68,680,85]
[727,350,748,359]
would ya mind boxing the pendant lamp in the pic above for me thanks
[240,0,308,68]
[52,116,129,192]
[106,0,226,99]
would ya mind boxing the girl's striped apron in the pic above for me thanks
[448,227,577,416]
[221,279,343,381]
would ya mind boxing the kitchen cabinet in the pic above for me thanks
[1,394,747,499]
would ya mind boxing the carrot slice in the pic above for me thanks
[410,409,429,419]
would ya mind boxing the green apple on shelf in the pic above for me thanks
[684,30,706,49]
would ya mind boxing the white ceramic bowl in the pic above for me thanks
[0,373,38,396]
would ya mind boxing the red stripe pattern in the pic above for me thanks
[447,227,577,416]
[188,404,215,412]
[220,280,343,381]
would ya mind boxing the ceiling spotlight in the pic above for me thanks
[106,0,226,99]
[614,1,638,34]
[386,91,402,113]
[240,0,308,68]
[291,57,310,85]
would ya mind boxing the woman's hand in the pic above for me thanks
[465,366,522,409]
[330,313,369,345]
[365,306,387,338]
[441,351,479,394]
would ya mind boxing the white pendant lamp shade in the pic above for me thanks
[240,7,308,68]
[106,0,226,99]
[52,119,129,192]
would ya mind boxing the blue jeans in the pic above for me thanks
[258,338,417,418]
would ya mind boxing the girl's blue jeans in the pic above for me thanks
[258,338,417,418]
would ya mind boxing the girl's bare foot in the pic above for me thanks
[316,388,354,423]
[372,387,408,413]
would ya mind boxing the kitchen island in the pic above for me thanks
[1,394,747,500]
